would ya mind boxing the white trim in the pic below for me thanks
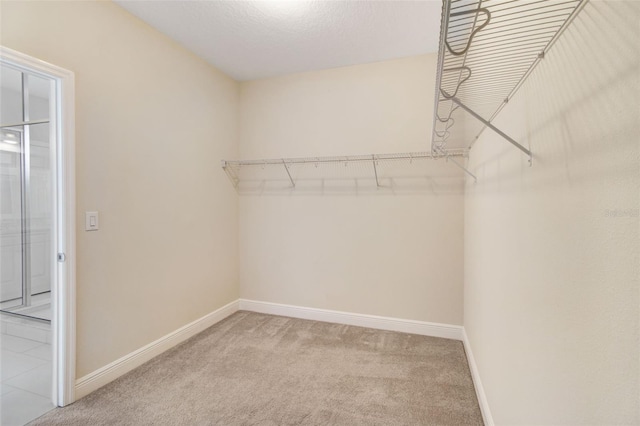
[239,299,463,341]
[75,300,240,400]
[462,328,494,426]
[0,46,76,407]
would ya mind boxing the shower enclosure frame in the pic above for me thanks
[1,46,76,407]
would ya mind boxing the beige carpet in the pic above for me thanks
[30,311,483,425]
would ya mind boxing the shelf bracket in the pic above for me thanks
[436,147,477,183]
[371,154,380,187]
[221,160,239,188]
[282,159,295,187]
[450,96,532,165]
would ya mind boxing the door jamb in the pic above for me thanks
[0,46,76,406]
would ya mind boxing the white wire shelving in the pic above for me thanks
[222,0,588,189]
[222,150,468,192]
[432,0,587,164]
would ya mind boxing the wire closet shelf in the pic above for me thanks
[222,0,587,189]
[432,0,587,161]
[222,149,468,190]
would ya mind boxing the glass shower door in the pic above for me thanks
[0,63,54,322]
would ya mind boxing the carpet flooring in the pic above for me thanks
[30,311,483,425]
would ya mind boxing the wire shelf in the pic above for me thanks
[221,0,588,188]
[432,0,587,155]
[222,150,469,192]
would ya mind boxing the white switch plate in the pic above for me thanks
[85,211,99,231]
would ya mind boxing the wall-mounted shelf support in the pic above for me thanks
[282,159,295,187]
[371,155,380,187]
[435,146,477,182]
[450,96,532,165]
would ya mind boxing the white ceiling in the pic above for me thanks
[115,0,443,81]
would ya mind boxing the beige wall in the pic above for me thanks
[4,3,634,421]
[464,1,639,424]
[238,56,465,325]
[1,1,240,377]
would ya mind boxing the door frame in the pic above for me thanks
[0,46,76,406]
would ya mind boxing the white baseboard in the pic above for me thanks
[75,299,239,400]
[462,328,494,426]
[239,299,463,341]
[74,297,484,422]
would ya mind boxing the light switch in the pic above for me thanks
[85,211,99,231]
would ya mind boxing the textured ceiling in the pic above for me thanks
[115,0,442,81]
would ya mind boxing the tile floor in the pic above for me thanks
[0,295,51,322]
[1,327,54,425]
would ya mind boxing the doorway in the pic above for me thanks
[1,66,54,321]
[0,46,75,424]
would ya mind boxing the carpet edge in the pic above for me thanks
[75,299,240,400]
